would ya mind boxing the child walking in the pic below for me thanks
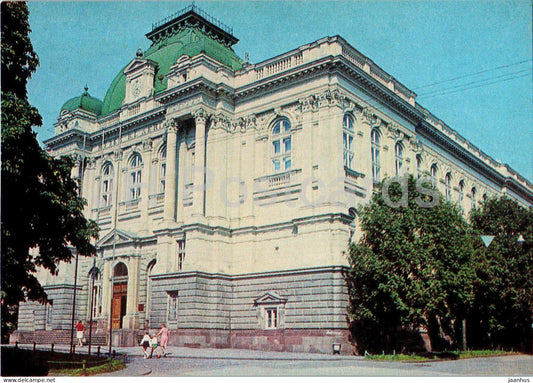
[150,334,161,359]
[140,331,151,359]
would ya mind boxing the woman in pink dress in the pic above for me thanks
[157,323,169,357]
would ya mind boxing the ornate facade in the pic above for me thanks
[13,6,533,353]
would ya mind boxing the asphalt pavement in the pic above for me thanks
[9,343,533,377]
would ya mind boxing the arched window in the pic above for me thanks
[416,155,422,178]
[88,268,102,318]
[145,260,156,320]
[101,162,114,207]
[471,187,477,209]
[114,262,128,278]
[271,118,292,172]
[430,163,438,186]
[395,142,404,175]
[158,145,167,194]
[129,153,143,200]
[343,114,355,170]
[458,180,465,207]
[445,172,452,201]
[371,129,381,183]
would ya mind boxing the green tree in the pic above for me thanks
[1,2,99,342]
[346,175,475,353]
[469,196,533,351]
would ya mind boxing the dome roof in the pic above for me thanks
[61,87,103,116]
[101,8,243,116]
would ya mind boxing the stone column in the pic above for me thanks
[193,108,208,217]
[359,110,374,200]
[71,154,82,184]
[124,256,140,329]
[111,150,123,226]
[84,157,97,218]
[299,95,318,208]
[140,139,153,233]
[317,89,344,209]
[101,258,112,329]
[164,119,178,222]
[241,115,256,224]
[176,134,186,224]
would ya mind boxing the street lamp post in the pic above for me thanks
[88,256,96,355]
[69,249,79,354]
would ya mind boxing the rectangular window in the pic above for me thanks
[283,157,291,170]
[395,159,403,175]
[265,307,278,329]
[167,291,179,322]
[102,180,112,206]
[91,285,101,318]
[372,148,380,181]
[160,163,166,193]
[273,159,281,172]
[45,300,53,326]
[273,140,280,154]
[177,240,185,271]
[283,137,291,153]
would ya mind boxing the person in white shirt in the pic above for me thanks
[140,332,151,359]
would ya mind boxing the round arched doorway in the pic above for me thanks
[112,262,128,329]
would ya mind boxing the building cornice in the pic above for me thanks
[150,265,349,282]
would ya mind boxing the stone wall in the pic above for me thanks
[150,266,353,354]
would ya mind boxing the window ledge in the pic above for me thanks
[344,166,365,180]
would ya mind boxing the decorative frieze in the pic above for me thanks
[299,95,318,113]
[211,113,232,132]
[316,89,345,108]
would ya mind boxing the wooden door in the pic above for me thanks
[112,282,127,329]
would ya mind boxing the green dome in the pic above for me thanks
[61,88,103,116]
[101,26,243,116]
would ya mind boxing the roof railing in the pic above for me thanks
[151,4,233,35]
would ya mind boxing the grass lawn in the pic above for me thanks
[366,350,518,362]
[49,358,125,376]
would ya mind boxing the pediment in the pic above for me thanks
[124,58,158,76]
[254,291,288,306]
[97,229,138,247]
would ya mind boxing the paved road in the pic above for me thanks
[99,347,533,377]
[10,344,533,377]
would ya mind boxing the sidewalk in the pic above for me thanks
[9,343,359,361]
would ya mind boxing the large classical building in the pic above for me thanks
[13,5,533,353]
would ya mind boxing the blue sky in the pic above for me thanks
[27,1,532,181]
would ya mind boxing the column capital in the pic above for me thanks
[86,156,97,170]
[164,118,180,133]
[142,138,153,152]
[113,149,123,161]
[192,107,210,124]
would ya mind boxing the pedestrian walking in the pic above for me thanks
[157,323,169,357]
[75,320,84,347]
[140,331,151,359]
